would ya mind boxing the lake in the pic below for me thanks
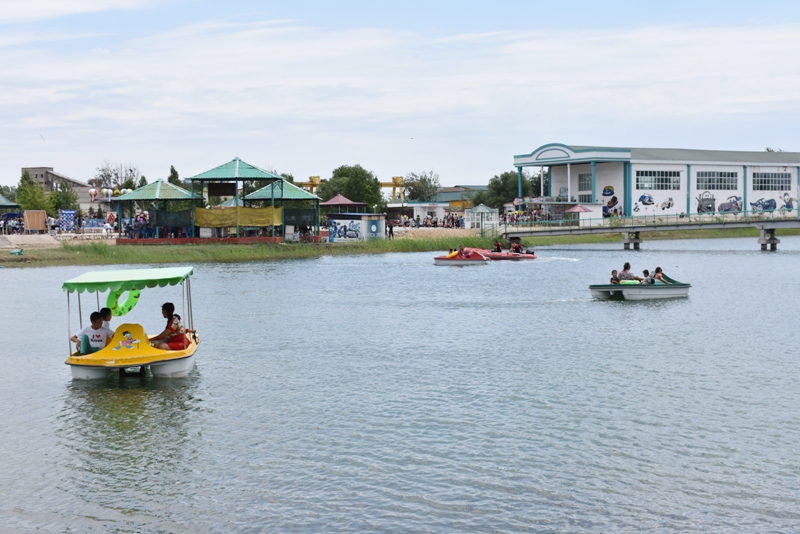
[3,236,800,532]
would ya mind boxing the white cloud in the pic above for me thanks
[0,0,149,23]
[3,20,800,184]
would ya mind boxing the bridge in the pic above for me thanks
[499,211,800,250]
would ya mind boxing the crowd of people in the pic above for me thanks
[610,262,671,285]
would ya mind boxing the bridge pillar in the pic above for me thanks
[759,228,779,251]
[622,231,642,250]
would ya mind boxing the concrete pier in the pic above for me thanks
[622,231,642,251]
[758,228,780,251]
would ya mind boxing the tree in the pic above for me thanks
[0,184,16,201]
[471,170,534,210]
[92,161,142,188]
[280,173,295,183]
[404,170,441,202]
[319,164,383,212]
[16,170,51,212]
[168,165,181,186]
[49,180,79,212]
[138,175,148,188]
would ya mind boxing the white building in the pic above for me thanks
[513,144,800,217]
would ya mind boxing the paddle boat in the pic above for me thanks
[434,248,489,266]
[63,266,200,379]
[477,249,538,261]
[589,275,691,301]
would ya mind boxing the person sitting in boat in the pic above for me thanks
[510,242,523,254]
[653,266,672,284]
[100,306,114,335]
[641,269,655,284]
[492,241,503,253]
[610,270,620,284]
[457,246,467,257]
[70,311,113,355]
[151,302,193,351]
[618,262,642,282]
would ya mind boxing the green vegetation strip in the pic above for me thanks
[2,227,798,268]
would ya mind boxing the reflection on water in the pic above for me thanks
[54,374,202,531]
[4,238,800,531]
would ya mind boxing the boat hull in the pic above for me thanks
[433,257,488,266]
[589,277,690,301]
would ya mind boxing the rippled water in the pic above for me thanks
[3,237,800,532]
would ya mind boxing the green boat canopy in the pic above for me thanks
[62,266,194,294]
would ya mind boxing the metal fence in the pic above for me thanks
[491,209,800,237]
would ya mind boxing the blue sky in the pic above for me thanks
[3,1,800,187]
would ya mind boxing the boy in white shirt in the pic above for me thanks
[70,311,113,354]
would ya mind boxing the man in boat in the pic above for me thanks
[70,311,113,355]
[492,241,503,253]
[510,242,523,254]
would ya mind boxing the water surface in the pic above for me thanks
[3,236,800,532]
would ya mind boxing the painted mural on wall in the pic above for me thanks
[696,191,716,213]
[717,196,742,213]
[328,219,362,242]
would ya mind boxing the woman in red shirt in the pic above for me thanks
[151,302,192,350]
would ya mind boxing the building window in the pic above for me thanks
[636,170,680,190]
[752,172,791,191]
[578,173,592,192]
[578,194,593,203]
[696,171,738,190]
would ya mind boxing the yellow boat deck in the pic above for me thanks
[66,323,199,368]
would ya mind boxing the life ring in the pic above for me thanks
[447,251,458,258]
[106,289,141,316]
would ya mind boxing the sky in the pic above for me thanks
[3,0,800,188]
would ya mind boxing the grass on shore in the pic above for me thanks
[2,227,797,268]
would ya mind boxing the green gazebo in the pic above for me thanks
[187,157,285,237]
[115,179,203,238]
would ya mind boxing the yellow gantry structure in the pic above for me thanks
[380,176,406,204]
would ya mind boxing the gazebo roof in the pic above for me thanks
[116,179,203,201]
[245,181,320,201]
[320,194,366,207]
[0,193,19,208]
[467,203,497,213]
[188,157,283,181]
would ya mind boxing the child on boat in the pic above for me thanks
[653,266,671,284]
[71,311,113,354]
[610,270,620,284]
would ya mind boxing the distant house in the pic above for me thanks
[22,167,99,211]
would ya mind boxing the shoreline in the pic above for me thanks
[1,227,797,268]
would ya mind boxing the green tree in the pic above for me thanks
[404,170,441,202]
[138,175,148,188]
[471,170,533,210]
[92,161,141,189]
[168,165,182,187]
[49,180,79,212]
[280,173,295,183]
[16,170,51,212]
[319,164,383,212]
[0,184,16,201]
